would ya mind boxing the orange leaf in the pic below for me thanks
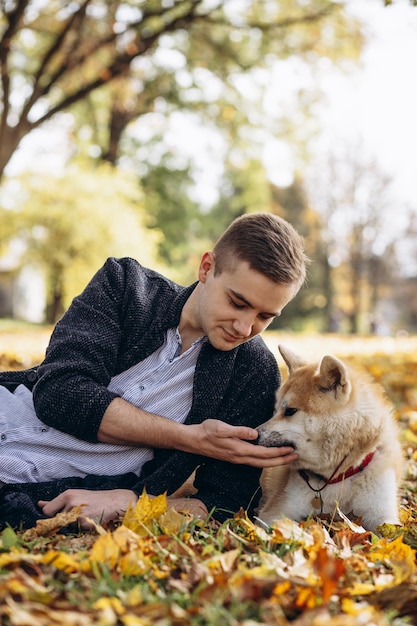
[314,546,345,603]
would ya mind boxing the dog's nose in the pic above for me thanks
[257,427,296,450]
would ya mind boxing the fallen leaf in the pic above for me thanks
[122,490,167,535]
[22,506,86,540]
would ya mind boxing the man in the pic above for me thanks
[0,212,307,529]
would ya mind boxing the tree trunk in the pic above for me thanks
[0,124,29,181]
[46,266,65,323]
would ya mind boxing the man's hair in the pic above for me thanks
[212,212,308,288]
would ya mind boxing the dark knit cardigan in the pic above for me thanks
[0,257,280,529]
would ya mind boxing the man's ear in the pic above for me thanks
[198,251,215,283]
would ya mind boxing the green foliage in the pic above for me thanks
[269,176,332,331]
[1,1,413,331]
[140,164,211,285]
[1,161,163,322]
[140,159,275,285]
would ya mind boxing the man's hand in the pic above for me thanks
[38,489,138,529]
[38,489,210,528]
[99,400,296,469]
[166,497,208,519]
[182,419,298,467]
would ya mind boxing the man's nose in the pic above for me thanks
[232,312,254,337]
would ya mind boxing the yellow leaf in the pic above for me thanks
[4,577,31,596]
[121,617,151,626]
[403,428,417,444]
[122,490,167,535]
[89,532,121,569]
[369,536,416,585]
[376,523,404,539]
[117,586,143,607]
[233,512,261,542]
[158,508,192,535]
[118,550,153,577]
[272,580,292,596]
[88,526,153,577]
[347,582,380,597]
[93,596,125,616]
[111,525,142,551]
[0,550,40,568]
[341,598,385,619]
[295,586,319,609]
[41,550,81,573]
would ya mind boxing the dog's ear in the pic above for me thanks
[317,355,351,401]
[278,344,307,374]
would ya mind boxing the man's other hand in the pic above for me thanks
[184,419,298,467]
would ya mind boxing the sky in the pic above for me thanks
[315,0,417,209]
[150,0,417,213]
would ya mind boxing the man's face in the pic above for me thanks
[196,252,297,351]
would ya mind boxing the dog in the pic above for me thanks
[256,345,404,532]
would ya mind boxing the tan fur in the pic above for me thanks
[257,345,404,532]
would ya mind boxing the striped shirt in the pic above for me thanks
[0,328,205,484]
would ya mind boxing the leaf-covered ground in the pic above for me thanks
[0,328,416,625]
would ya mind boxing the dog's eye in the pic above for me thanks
[284,407,297,417]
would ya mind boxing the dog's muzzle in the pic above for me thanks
[257,426,296,449]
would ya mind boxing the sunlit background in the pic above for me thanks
[1,0,416,336]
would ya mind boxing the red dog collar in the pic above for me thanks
[326,451,376,485]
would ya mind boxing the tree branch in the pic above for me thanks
[21,0,208,130]
[0,0,30,135]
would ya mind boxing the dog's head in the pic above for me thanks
[257,345,382,472]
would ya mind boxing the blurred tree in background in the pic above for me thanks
[1,162,162,321]
[0,0,362,179]
[306,145,403,334]
[0,1,416,332]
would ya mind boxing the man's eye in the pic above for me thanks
[229,298,245,310]
[259,313,275,321]
[284,407,297,417]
